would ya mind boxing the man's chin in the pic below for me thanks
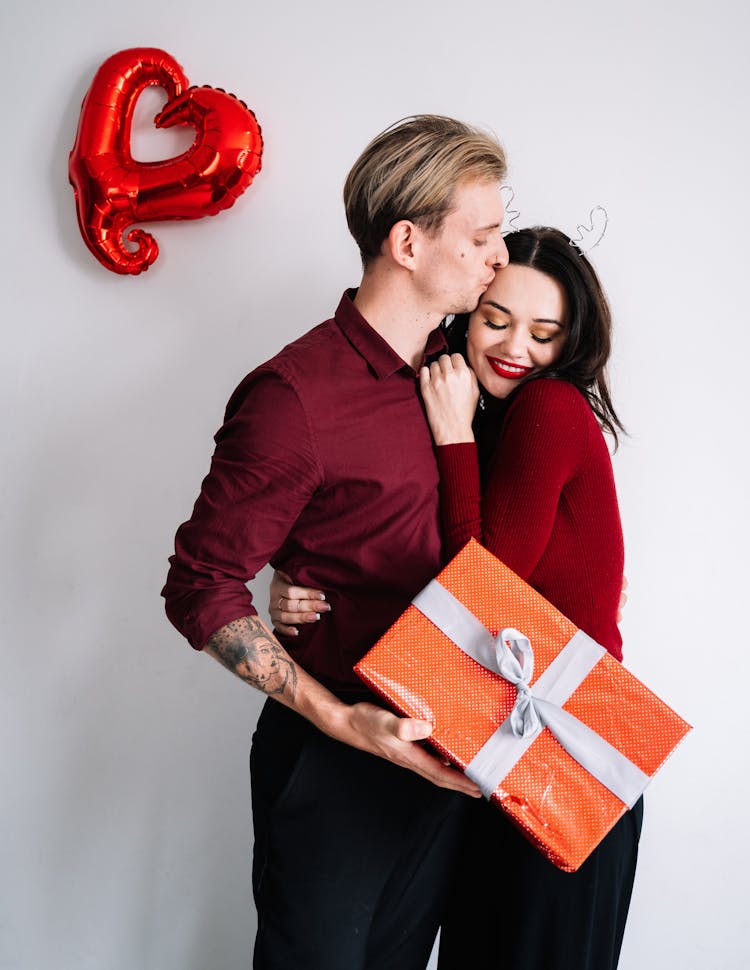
[443,298,478,317]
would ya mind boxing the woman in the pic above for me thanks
[270,227,642,970]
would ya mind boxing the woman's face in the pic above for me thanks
[466,263,568,399]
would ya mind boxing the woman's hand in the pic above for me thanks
[269,570,330,636]
[419,354,479,445]
[617,574,628,624]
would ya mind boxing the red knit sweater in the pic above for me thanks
[436,378,624,660]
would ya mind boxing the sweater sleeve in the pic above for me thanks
[437,380,590,578]
[435,442,483,559]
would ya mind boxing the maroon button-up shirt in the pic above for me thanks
[162,291,448,694]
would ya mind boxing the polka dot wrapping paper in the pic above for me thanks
[354,539,692,872]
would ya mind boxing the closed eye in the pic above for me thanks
[483,318,508,331]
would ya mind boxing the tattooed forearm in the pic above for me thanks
[206,616,298,701]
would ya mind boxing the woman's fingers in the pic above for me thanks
[270,570,328,610]
[270,601,329,637]
[274,585,327,605]
[274,622,301,637]
[420,356,478,445]
[270,600,329,623]
[442,352,467,373]
[278,591,328,609]
[617,574,629,623]
[269,569,330,632]
[274,604,325,623]
[424,354,472,385]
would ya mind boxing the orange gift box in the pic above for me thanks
[354,539,691,872]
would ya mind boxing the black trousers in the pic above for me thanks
[250,700,467,970]
[437,795,643,970]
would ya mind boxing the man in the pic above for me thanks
[162,114,508,969]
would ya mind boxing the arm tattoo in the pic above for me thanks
[206,616,298,701]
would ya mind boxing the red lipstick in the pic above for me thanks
[487,356,533,380]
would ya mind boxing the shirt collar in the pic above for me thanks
[335,289,448,380]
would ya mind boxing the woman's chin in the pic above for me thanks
[482,376,516,400]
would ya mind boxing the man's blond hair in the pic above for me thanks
[344,115,507,268]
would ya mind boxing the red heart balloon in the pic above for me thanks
[69,48,263,275]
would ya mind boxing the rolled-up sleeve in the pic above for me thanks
[162,368,322,649]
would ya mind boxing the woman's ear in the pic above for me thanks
[386,219,418,270]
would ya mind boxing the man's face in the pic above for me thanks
[415,179,508,316]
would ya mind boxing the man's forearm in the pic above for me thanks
[203,613,483,798]
[205,615,299,703]
[204,614,345,729]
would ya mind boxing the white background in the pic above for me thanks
[2,1,747,967]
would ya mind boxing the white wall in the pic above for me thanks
[2,1,747,967]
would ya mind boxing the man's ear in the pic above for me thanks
[386,220,419,270]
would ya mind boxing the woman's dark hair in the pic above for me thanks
[444,226,625,446]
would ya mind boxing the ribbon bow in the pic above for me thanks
[495,628,580,743]
[495,629,539,738]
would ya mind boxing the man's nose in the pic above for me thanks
[489,235,509,269]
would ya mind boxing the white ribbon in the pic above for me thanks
[494,629,538,738]
[412,579,650,807]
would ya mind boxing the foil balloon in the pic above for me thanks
[68,48,263,275]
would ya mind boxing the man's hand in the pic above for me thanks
[324,700,482,798]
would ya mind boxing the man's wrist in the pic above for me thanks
[299,690,353,742]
